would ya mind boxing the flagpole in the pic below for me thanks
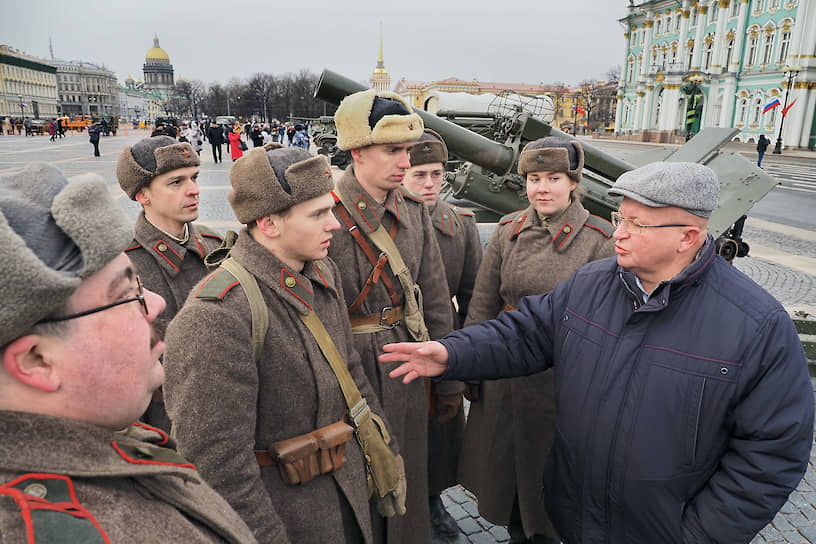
[773,65,801,155]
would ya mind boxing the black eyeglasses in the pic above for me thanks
[610,212,694,234]
[39,276,149,323]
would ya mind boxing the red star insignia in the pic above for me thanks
[182,149,191,158]
[408,123,414,130]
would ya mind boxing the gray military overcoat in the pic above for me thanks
[0,411,256,543]
[164,232,390,543]
[329,168,454,544]
[459,199,615,538]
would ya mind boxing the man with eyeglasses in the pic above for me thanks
[116,136,224,431]
[378,161,814,544]
[0,164,256,543]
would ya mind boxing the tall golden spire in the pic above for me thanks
[371,22,391,91]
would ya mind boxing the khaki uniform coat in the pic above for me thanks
[0,411,256,543]
[426,201,482,495]
[164,232,390,544]
[328,168,454,544]
[459,199,615,538]
[126,213,223,431]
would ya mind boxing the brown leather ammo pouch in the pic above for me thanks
[268,419,353,485]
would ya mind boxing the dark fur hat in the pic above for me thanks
[116,136,200,199]
[409,129,448,167]
[228,147,335,223]
[517,137,584,182]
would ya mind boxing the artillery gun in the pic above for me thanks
[314,69,778,262]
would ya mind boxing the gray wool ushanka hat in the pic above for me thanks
[608,162,720,218]
[116,136,200,200]
[0,163,134,346]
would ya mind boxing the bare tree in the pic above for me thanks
[605,65,622,84]
[246,73,277,122]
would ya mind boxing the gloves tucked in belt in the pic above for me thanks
[374,454,407,518]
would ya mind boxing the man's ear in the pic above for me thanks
[134,186,152,206]
[678,225,704,253]
[255,215,281,239]
[350,148,363,164]
[2,335,61,393]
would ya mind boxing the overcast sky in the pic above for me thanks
[1,1,630,87]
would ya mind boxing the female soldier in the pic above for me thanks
[459,137,615,544]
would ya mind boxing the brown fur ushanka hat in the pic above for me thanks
[409,129,448,167]
[517,136,584,182]
[228,147,335,223]
[334,90,423,151]
[0,164,133,346]
[116,136,200,199]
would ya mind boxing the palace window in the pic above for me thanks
[753,0,765,12]
[675,15,682,32]
[687,45,695,70]
[709,4,718,24]
[627,57,636,83]
[766,104,777,128]
[747,34,759,65]
[778,30,791,64]
[640,30,645,45]
[750,97,763,125]
[731,1,740,16]
[769,0,781,9]
[725,39,735,68]
[655,18,662,37]
[762,31,775,64]
[704,40,714,71]
[691,9,698,27]
[737,98,749,124]
[666,16,672,33]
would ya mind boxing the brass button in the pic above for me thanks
[357,201,367,210]
[285,277,297,288]
[157,243,167,252]
[563,226,571,234]
[24,483,47,498]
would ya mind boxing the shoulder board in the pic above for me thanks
[194,223,224,241]
[125,240,142,252]
[499,210,525,225]
[451,206,476,217]
[584,215,615,238]
[398,187,424,204]
[195,268,240,300]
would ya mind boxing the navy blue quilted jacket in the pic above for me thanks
[440,236,813,543]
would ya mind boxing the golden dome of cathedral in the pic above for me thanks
[145,36,169,62]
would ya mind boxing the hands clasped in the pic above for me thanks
[378,341,450,383]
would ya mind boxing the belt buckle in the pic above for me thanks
[380,306,399,329]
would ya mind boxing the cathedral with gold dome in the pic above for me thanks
[143,35,174,97]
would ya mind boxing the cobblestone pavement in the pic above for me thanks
[4,132,816,543]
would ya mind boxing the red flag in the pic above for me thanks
[782,98,797,117]
[572,105,586,115]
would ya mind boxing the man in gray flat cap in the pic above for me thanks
[379,161,814,544]
[0,163,256,543]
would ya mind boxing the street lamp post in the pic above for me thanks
[773,65,801,155]
[18,94,24,121]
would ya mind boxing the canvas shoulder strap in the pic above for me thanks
[335,190,429,342]
[219,258,268,363]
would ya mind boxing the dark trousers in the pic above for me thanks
[211,143,222,163]
[91,140,100,156]
[757,149,766,167]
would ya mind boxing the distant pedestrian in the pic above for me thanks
[206,121,224,163]
[250,125,264,148]
[101,118,109,136]
[277,124,285,143]
[286,124,295,146]
[757,134,771,168]
[228,126,244,162]
[151,122,166,137]
[187,122,204,155]
[56,117,65,138]
[88,122,102,157]
[23,117,32,137]
[292,123,310,150]
[2,116,10,135]
[48,119,56,142]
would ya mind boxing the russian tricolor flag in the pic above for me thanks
[763,99,781,114]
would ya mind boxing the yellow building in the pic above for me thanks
[393,76,581,129]
[370,27,391,92]
[0,44,59,119]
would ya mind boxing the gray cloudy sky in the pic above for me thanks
[1,0,630,87]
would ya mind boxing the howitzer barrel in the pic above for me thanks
[315,69,633,180]
[315,69,515,175]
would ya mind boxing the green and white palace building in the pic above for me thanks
[616,0,815,149]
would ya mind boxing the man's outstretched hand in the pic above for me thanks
[379,341,450,383]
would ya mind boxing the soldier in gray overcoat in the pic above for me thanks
[0,163,256,543]
[329,91,454,544]
[116,135,224,431]
[458,138,615,543]
[163,147,403,543]
[403,129,483,540]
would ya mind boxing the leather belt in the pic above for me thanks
[349,306,403,329]
[254,450,277,466]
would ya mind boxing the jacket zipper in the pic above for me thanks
[690,378,706,466]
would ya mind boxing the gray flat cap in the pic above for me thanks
[0,164,133,346]
[608,162,719,218]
